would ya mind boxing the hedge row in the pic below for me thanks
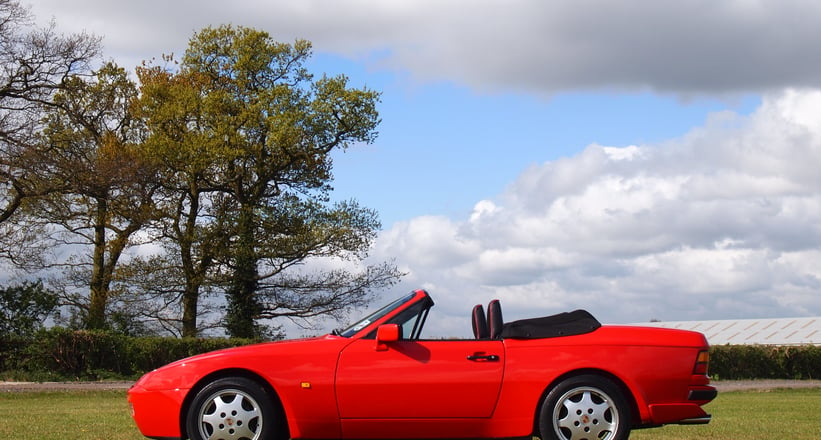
[709,344,821,380]
[2,329,820,381]
[0,328,256,381]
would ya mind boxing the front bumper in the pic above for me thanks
[128,383,189,439]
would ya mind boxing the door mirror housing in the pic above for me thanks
[375,324,400,351]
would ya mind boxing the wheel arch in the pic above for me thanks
[179,368,290,440]
[532,368,641,438]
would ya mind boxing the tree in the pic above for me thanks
[0,0,101,270]
[139,26,403,338]
[128,58,228,337]
[0,0,100,226]
[30,62,160,330]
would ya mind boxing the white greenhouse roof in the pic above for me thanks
[636,317,821,346]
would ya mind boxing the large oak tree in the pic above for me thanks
[33,63,159,330]
[135,26,402,338]
[1,18,402,336]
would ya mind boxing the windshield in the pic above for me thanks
[338,292,417,337]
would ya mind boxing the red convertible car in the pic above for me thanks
[128,289,716,440]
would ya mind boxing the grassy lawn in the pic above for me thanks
[0,388,819,439]
[632,388,821,440]
[0,390,143,440]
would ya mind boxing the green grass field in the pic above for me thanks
[0,390,143,440]
[0,388,819,440]
[632,388,821,440]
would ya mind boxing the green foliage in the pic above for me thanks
[0,327,255,380]
[32,61,160,331]
[0,280,57,337]
[710,344,821,380]
[177,25,386,339]
[4,329,821,382]
[133,25,399,339]
[3,15,400,340]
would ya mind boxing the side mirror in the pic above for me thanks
[375,324,400,351]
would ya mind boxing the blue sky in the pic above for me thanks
[312,51,764,225]
[23,0,821,337]
[326,63,763,226]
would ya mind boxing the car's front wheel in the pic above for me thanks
[539,374,631,440]
[186,376,282,440]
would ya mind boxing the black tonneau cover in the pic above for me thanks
[501,309,601,339]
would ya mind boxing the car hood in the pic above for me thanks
[132,334,342,391]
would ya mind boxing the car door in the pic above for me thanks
[335,338,505,419]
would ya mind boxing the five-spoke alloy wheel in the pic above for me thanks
[186,377,281,440]
[540,375,630,440]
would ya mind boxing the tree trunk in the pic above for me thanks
[225,205,260,338]
[87,197,109,329]
[181,281,199,337]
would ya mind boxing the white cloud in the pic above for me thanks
[19,0,821,337]
[374,216,480,272]
[25,0,821,96]
[373,89,821,336]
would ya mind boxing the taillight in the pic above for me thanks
[693,350,710,375]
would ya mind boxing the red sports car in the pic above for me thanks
[128,289,716,440]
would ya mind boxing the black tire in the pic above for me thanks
[186,376,282,440]
[539,374,631,440]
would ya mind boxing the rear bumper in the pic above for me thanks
[688,388,718,401]
[647,383,717,425]
[647,403,711,425]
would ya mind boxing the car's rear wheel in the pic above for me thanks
[186,377,281,440]
[539,374,630,440]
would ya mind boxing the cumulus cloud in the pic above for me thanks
[26,0,821,96]
[373,89,821,336]
[22,0,821,336]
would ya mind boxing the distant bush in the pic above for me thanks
[0,327,256,381]
[0,281,57,337]
[710,344,821,380]
[3,330,820,381]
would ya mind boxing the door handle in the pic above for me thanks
[467,354,500,362]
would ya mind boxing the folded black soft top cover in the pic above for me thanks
[500,309,601,339]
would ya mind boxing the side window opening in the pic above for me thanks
[389,302,430,340]
[403,304,430,340]
[365,298,432,340]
